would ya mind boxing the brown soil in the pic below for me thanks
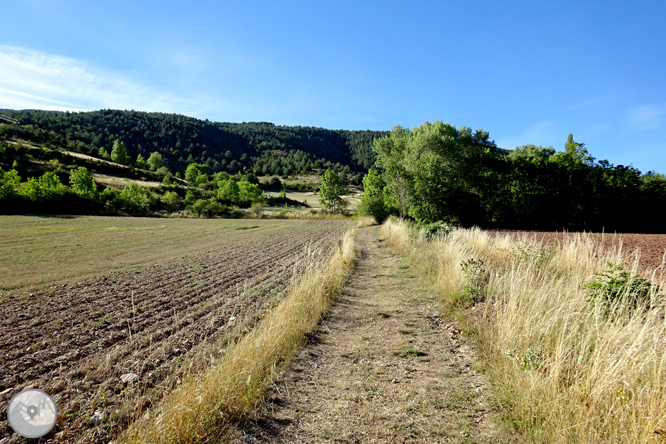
[232,227,519,443]
[0,221,350,443]
[490,230,666,279]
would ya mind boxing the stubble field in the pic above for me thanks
[0,216,351,443]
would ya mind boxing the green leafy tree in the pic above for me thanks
[373,121,498,223]
[0,168,21,200]
[507,144,555,164]
[98,147,110,159]
[373,126,411,218]
[156,166,171,177]
[119,183,149,212]
[184,187,204,205]
[69,166,97,199]
[239,181,263,203]
[214,171,231,187]
[147,151,165,171]
[357,169,388,222]
[218,179,241,203]
[190,199,210,217]
[185,163,208,184]
[19,172,66,201]
[135,153,147,169]
[161,190,182,211]
[319,169,348,212]
[550,134,594,167]
[110,139,129,165]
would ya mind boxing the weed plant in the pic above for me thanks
[587,262,660,320]
[456,258,487,307]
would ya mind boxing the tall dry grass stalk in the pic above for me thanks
[382,218,666,443]
[121,229,356,443]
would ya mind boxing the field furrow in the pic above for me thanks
[0,218,350,443]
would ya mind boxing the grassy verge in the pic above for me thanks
[380,218,666,443]
[120,229,356,443]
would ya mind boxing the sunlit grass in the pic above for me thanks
[121,229,356,443]
[381,218,666,443]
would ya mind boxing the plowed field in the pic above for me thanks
[0,218,351,443]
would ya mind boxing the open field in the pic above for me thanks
[264,189,362,213]
[90,173,163,189]
[0,216,351,442]
[0,216,317,293]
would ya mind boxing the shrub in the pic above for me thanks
[587,262,659,319]
[420,221,454,239]
[456,258,487,307]
[510,241,556,266]
[119,183,150,213]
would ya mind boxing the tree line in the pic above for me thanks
[358,121,666,233]
[0,140,310,217]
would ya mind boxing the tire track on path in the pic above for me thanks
[235,226,519,443]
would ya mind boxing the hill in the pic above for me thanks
[0,110,386,182]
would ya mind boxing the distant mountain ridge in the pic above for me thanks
[0,109,387,180]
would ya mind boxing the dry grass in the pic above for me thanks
[90,172,162,189]
[381,218,666,443]
[120,229,356,443]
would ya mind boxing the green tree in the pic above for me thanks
[110,139,129,164]
[217,179,240,203]
[373,121,498,223]
[373,126,411,218]
[190,199,210,217]
[185,163,208,184]
[238,180,263,203]
[69,166,97,199]
[19,172,67,201]
[0,168,20,200]
[147,151,165,171]
[550,134,594,166]
[136,153,147,169]
[184,187,204,206]
[161,190,182,211]
[357,169,388,222]
[507,144,555,164]
[119,183,149,212]
[319,169,348,212]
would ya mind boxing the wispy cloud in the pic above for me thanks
[627,104,665,131]
[495,120,558,150]
[0,45,192,113]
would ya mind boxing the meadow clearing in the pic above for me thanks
[0,216,352,442]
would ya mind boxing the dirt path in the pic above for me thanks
[234,226,517,443]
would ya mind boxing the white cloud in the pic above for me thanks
[0,45,192,114]
[494,120,558,150]
[627,104,664,131]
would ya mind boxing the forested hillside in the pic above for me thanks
[0,110,385,180]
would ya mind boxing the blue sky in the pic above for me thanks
[1,0,665,173]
